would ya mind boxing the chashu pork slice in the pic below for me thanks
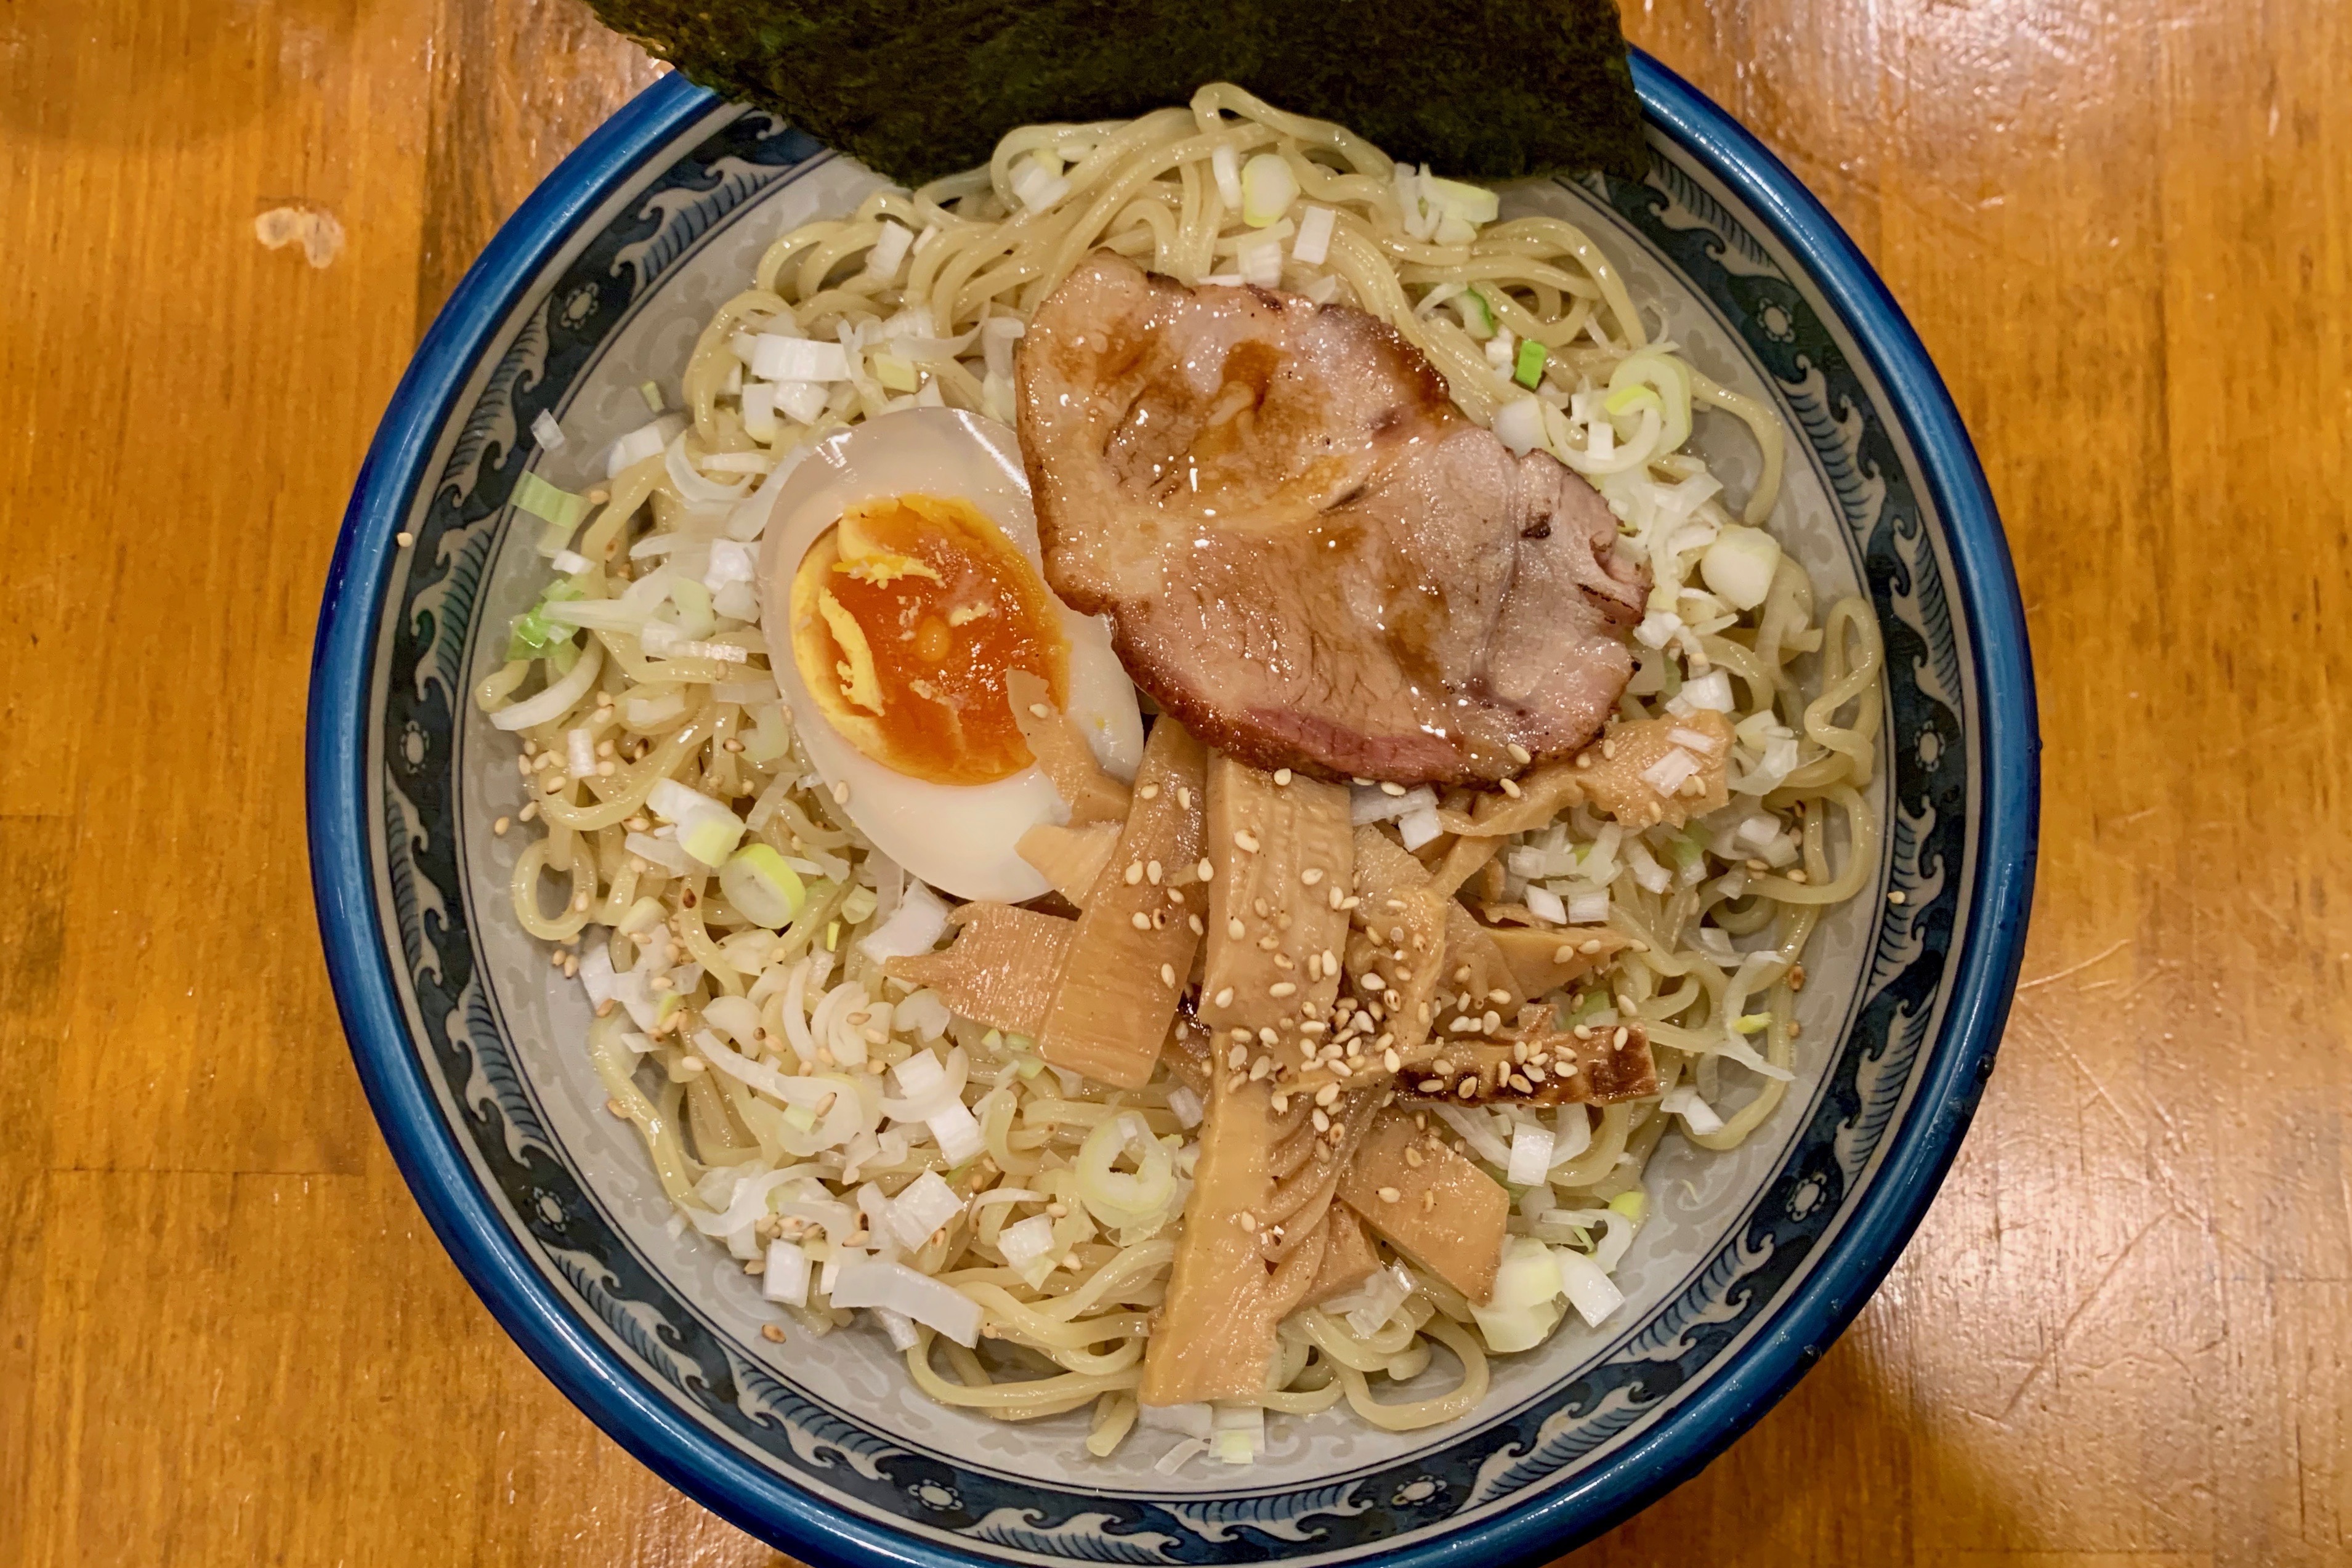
[1016,251,1647,785]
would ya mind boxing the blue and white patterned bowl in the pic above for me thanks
[309,55,2037,1567]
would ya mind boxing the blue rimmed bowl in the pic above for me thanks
[309,53,2037,1568]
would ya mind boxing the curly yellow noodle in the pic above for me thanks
[1333,1316,1490,1431]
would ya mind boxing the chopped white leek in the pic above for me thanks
[859,881,949,961]
[1210,143,1243,209]
[1506,1115,1556,1185]
[1660,1083,1726,1136]
[1493,396,1548,456]
[1700,523,1783,612]
[751,335,849,384]
[1468,1237,1564,1352]
[887,1170,963,1250]
[1396,804,1444,851]
[1236,234,1283,289]
[998,1213,1058,1281]
[1240,152,1299,226]
[829,1258,982,1347]
[1292,204,1336,265]
[1010,156,1070,212]
[1351,782,1437,826]
[865,220,913,278]
[490,641,604,731]
[1641,748,1700,797]
[605,414,684,479]
[1554,1245,1626,1328]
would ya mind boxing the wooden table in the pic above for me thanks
[4,0,2346,1561]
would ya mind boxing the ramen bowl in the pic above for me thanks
[308,54,2037,1567]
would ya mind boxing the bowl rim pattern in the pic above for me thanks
[308,51,2038,1567]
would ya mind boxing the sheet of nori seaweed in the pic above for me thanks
[594,0,1646,185]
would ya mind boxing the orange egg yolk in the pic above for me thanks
[790,493,1069,786]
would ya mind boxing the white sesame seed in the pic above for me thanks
[1300,867,1324,886]
[1160,964,1176,985]
[1508,742,1532,764]
[395,530,416,548]
[1178,786,1192,810]
[832,781,850,804]
[1215,987,1235,1008]
[1234,830,1260,853]
[1274,769,1292,785]
[1028,702,1051,719]
[1125,860,1144,885]
[1147,859,1163,884]
[1198,858,1214,881]
[1380,781,1405,796]
[1499,777,1522,799]
[1377,1186,1402,1203]
[1270,981,1297,998]
[1130,912,1152,931]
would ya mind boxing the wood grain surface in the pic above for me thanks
[1,0,2346,1562]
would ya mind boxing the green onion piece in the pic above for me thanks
[1657,657,1684,700]
[1014,1057,1043,1078]
[782,1102,817,1132]
[640,380,663,413]
[720,844,806,929]
[507,578,588,660]
[1003,1032,1035,1053]
[871,354,919,393]
[668,579,716,639]
[840,884,879,925]
[546,638,581,676]
[506,614,557,660]
[1513,337,1548,390]
[1608,1189,1648,1223]
[512,471,588,531]
[741,705,791,764]
[1668,832,1704,870]
[682,809,743,870]
[1467,285,1498,336]
[1732,1012,1773,1035]
[1604,384,1665,421]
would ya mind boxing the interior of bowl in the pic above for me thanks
[317,59,2029,1568]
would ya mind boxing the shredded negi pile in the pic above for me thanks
[477,86,1884,1467]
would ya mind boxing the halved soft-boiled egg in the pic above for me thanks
[753,408,1144,901]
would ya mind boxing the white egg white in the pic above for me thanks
[751,408,1144,902]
